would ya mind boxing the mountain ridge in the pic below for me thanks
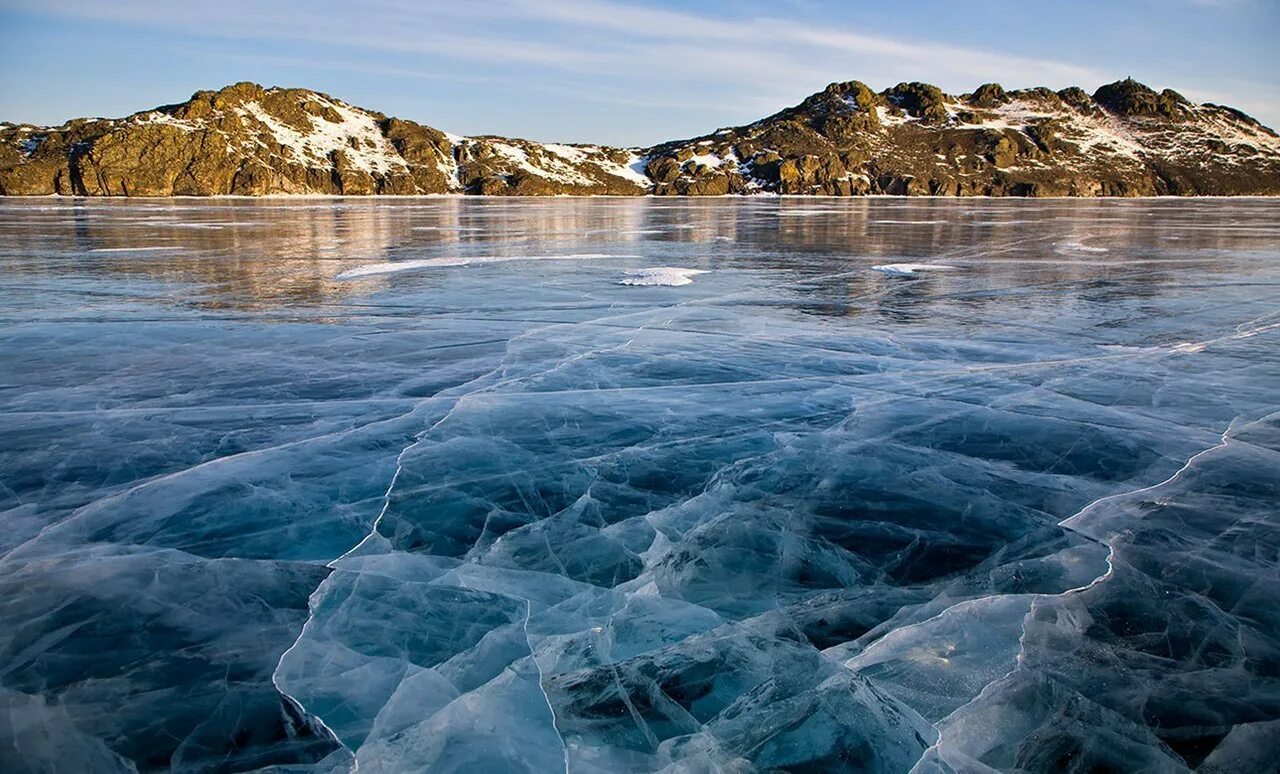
[3,78,1278,197]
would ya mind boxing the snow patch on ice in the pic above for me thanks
[89,246,185,253]
[872,263,957,276]
[338,253,633,279]
[617,267,708,286]
[780,208,843,216]
[1053,241,1110,254]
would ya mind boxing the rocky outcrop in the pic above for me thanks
[3,78,1278,197]
[644,79,1280,197]
[0,82,649,197]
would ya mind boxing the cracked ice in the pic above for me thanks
[1,197,1278,773]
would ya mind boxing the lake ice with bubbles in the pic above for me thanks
[1,197,1277,772]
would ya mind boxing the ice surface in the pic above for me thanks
[1,197,1278,772]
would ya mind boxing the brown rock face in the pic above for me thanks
[2,78,1278,197]
[0,136,74,195]
[379,118,455,193]
[0,82,648,197]
[643,78,1280,197]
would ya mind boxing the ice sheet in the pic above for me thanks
[1,196,1278,772]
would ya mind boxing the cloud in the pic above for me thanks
[6,0,1110,93]
[5,0,1276,136]
[1186,0,1250,7]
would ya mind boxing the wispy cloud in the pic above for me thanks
[1186,0,1251,8]
[4,0,1276,140]
[7,0,1110,92]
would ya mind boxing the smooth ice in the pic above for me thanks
[1,197,1278,773]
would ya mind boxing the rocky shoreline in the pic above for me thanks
[3,78,1278,197]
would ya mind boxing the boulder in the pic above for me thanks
[884,82,950,124]
[969,83,1009,108]
[1093,79,1190,119]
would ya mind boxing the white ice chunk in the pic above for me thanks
[617,267,708,286]
[338,254,634,279]
[871,263,957,276]
[1053,241,1110,254]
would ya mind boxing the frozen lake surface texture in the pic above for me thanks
[1,197,1278,773]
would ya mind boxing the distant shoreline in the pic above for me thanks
[4,193,1280,201]
[5,78,1279,198]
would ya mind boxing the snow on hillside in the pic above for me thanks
[237,95,408,175]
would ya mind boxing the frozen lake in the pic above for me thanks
[1,197,1278,772]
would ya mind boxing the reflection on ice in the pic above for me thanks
[1,197,1278,772]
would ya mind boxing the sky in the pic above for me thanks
[1,0,1278,146]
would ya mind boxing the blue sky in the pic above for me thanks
[2,0,1277,146]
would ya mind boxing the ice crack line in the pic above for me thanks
[522,595,572,774]
[907,413,1264,772]
[268,391,480,767]
[268,413,425,769]
[267,322,601,768]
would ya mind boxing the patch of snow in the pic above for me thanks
[842,96,869,112]
[872,263,957,276]
[238,96,408,175]
[485,140,598,187]
[780,208,843,216]
[946,98,1148,162]
[89,246,185,253]
[618,267,708,286]
[1189,105,1280,154]
[686,152,725,169]
[608,152,654,186]
[133,112,201,132]
[1053,241,1109,254]
[337,253,634,279]
[876,106,918,127]
[480,141,652,189]
[542,143,588,163]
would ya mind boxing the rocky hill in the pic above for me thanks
[3,79,1278,197]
